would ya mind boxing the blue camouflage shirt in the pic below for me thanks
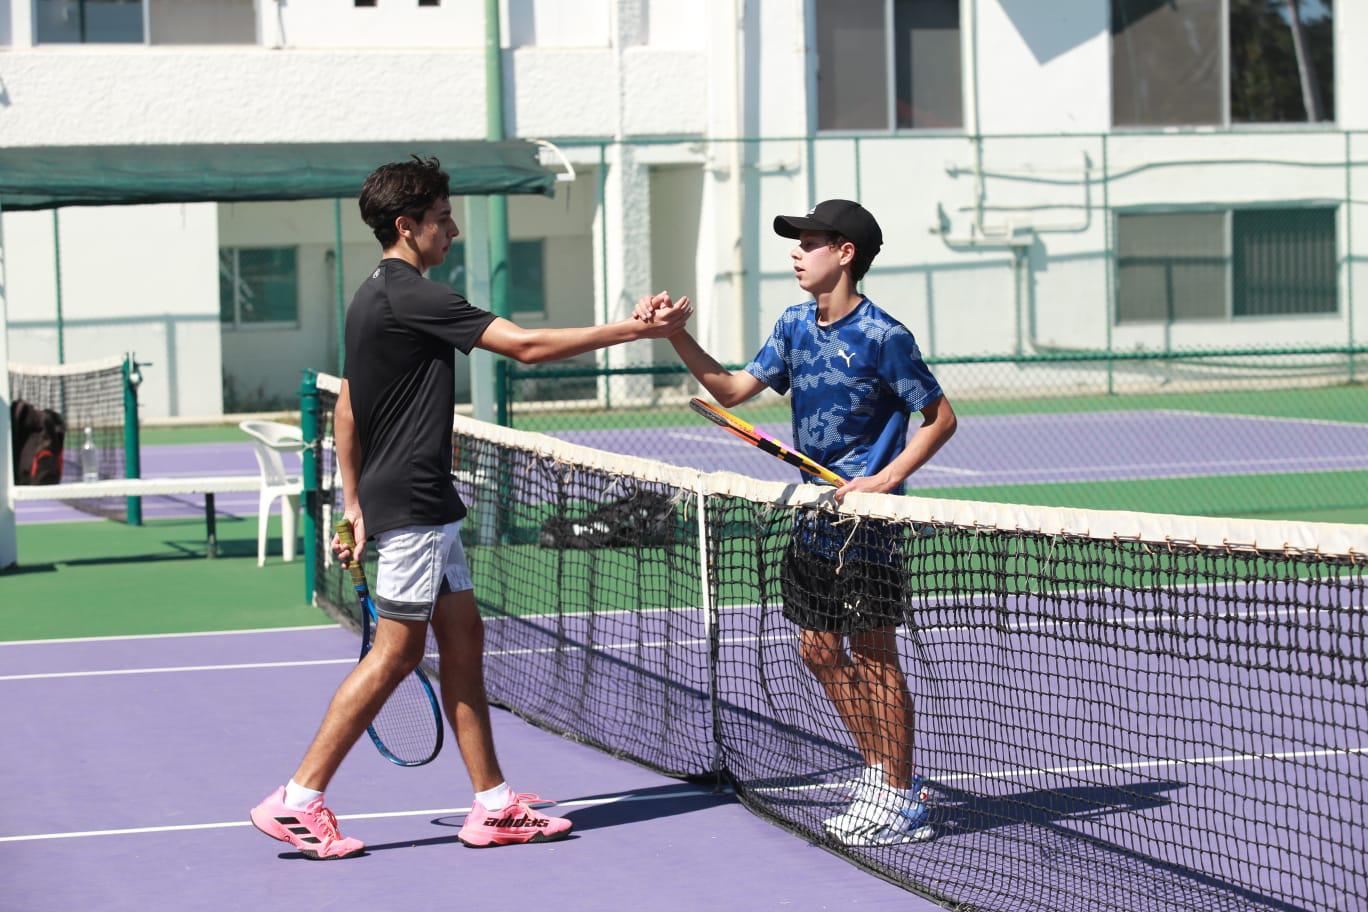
[745,297,942,492]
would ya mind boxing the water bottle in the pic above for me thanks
[81,426,99,482]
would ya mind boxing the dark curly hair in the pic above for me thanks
[358,155,450,248]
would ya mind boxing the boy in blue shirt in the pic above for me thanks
[637,199,957,846]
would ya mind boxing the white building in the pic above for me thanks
[1,0,1362,418]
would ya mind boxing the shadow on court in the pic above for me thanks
[424,783,735,836]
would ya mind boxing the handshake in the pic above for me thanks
[628,291,694,339]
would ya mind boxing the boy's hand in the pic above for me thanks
[632,291,672,323]
[833,472,899,503]
[331,509,366,566]
[633,296,692,338]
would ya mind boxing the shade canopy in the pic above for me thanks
[0,140,556,210]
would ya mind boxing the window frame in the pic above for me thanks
[1110,0,1337,131]
[219,245,302,331]
[810,0,965,136]
[1112,204,1341,325]
[32,0,149,45]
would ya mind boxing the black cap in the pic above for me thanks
[773,199,883,262]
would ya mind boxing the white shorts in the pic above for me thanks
[372,520,473,621]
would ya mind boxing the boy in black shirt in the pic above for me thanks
[251,156,691,858]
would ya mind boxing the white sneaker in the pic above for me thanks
[823,765,883,833]
[828,776,935,847]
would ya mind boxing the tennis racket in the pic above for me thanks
[689,398,846,486]
[335,519,444,767]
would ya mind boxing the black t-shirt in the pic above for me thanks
[343,258,496,537]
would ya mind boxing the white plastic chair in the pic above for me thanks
[239,420,304,566]
[320,438,343,569]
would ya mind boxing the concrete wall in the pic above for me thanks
[3,204,222,419]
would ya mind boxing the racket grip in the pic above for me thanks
[334,518,368,588]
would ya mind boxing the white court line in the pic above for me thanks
[653,432,984,476]
[0,786,729,844]
[1155,409,1368,432]
[5,577,1352,679]
[0,658,356,682]
[664,432,729,444]
[6,601,1347,681]
[914,464,983,477]
[975,452,1368,479]
[753,745,1368,796]
[0,624,336,647]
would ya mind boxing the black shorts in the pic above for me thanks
[780,533,907,635]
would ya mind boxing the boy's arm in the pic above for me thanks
[666,330,767,407]
[634,295,768,406]
[331,379,365,563]
[476,294,691,363]
[835,395,958,501]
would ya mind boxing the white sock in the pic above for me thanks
[283,779,323,811]
[861,763,886,793]
[475,781,512,811]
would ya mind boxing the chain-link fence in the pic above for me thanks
[497,345,1366,524]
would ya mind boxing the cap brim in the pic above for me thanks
[773,214,836,239]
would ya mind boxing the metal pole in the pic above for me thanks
[122,354,143,525]
[0,198,17,570]
[598,142,610,410]
[333,198,346,375]
[53,211,64,364]
[300,369,319,606]
[465,195,496,424]
[486,0,512,425]
[1102,135,1115,396]
[1347,131,1356,383]
[854,137,864,293]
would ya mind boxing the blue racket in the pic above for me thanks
[335,519,444,767]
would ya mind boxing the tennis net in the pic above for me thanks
[9,355,136,519]
[307,371,1366,912]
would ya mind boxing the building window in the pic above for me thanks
[1232,208,1337,316]
[219,248,299,327]
[1116,208,1336,323]
[816,0,962,131]
[354,0,377,6]
[147,0,255,44]
[437,240,548,319]
[418,0,440,6]
[35,0,258,45]
[1112,0,1334,127]
[36,0,145,44]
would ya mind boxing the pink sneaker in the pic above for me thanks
[250,787,365,860]
[457,792,573,848]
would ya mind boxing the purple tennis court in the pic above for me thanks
[8,405,1366,911]
[0,627,927,912]
[463,586,1368,911]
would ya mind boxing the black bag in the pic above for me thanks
[539,489,679,550]
[10,399,66,485]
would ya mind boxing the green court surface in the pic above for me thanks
[141,423,294,446]
[1,516,325,642]
[918,469,1368,526]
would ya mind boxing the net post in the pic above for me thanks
[495,358,510,427]
[122,354,142,525]
[300,369,320,607]
[694,476,722,778]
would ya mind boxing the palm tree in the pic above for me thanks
[1285,0,1325,121]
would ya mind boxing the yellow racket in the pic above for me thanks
[689,398,845,486]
